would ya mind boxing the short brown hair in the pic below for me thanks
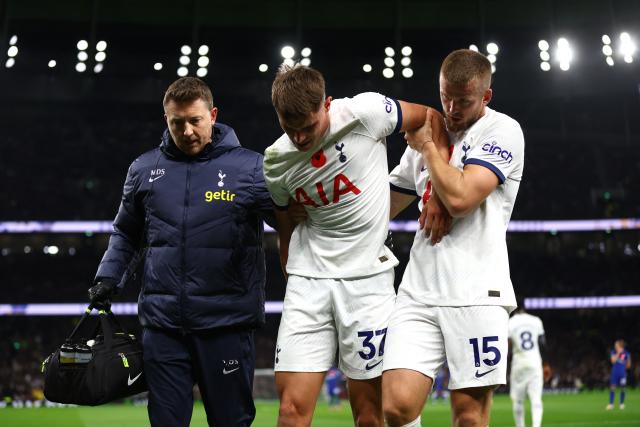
[441,49,492,91]
[163,77,214,109]
[271,64,325,120]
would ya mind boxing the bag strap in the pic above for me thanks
[65,305,95,342]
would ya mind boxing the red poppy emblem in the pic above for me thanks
[310,149,327,168]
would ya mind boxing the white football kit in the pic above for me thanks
[264,92,401,379]
[384,107,525,389]
[509,312,545,427]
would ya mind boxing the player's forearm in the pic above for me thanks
[422,142,470,217]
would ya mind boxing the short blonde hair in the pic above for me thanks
[441,49,492,92]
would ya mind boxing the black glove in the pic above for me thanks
[384,230,394,251]
[88,278,118,309]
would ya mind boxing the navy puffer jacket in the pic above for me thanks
[95,123,273,331]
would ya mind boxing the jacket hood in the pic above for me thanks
[160,122,241,160]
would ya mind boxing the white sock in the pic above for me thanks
[531,399,543,427]
[398,416,422,427]
[512,400,525,427]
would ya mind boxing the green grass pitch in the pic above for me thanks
[1,390,638,426]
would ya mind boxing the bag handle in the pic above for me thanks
[66,304,126,350]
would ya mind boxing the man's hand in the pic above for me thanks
[419,192,453,245]
[543,363,552,382]
[404,108,436,154]
[88,279,118,309]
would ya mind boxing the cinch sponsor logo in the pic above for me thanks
[482,141,513,163]
[205,189,236,202]
[383,97,394,113]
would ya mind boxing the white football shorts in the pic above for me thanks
[510,363,543,402]
[274,269,395,380]
[383,294,509,389]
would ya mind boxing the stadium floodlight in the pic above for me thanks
[487,54,496,64]
[9,35,17,45]
[7,46,18,57]
[383,67,394,78]
[180,45,192,55]
[540,51,550,61]
[486,42,499,55]
[602,45,613,56]
[540,61,551,71]
[619,32,636,63]
[48,60,56,68]
[385,47,395,57]
[401,46,412,56]
[75,62,87,72]
[5,58,15,68]
[198,45,209,56]
[177,66,188,77]
[197,56,209,67]
[555,37,573,70]
[24,246,31,254]
[401,57,411,66]
[77,40,88,51]
[402,67,413,78]
[281,45,295,59]
[77,51,88,61]
[301,47,312,57]
[154,62,163,71]
[538,40,549,51]
[197,67,207,77]
[96,41,107,52]
[606,56,614,66]
[491,64,496,74]
[384,57,395,67]
[283,58,295,66]
[93,63,103,73]
[469,44,479,52]
[363,64,372,73]
[258,63,268,72]
[602,35,611,45]
[179,55,190,65]
[95,51,106,62]
[300,57,311,66]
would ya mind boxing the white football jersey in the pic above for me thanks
[264,92,401,278]
[390,107,524,308]
[509,312,545,368]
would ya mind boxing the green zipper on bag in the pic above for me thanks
[41,356,50,373]
[119,352,129,368]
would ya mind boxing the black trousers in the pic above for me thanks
[142,327,256,426]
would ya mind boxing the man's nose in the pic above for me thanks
[184,123,194,136]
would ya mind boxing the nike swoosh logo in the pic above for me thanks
[148,175,165,183]
[475,368,496,378]
[223,367,240,375]
[365,360,383,370]
[127,372,142,386]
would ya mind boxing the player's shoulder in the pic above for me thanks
[130,147,162,171]
[485,108,523,137]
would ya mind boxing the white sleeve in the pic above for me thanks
[350,92,402,139]
[262,157,290,208]
[463,120,524,184]
[537,318,545,337]
[390,146,423,196]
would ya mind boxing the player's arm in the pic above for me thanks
[406,109,498,217]
[398,103,452,242]
[626,353,632,370]
[398,101,449,158]
[390,190,417,219]
[273,208,295,280]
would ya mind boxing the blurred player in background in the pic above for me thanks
[508,303,549,427]
[607,339,631,410]
[264,64,448,427]
[325,366,345,410]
